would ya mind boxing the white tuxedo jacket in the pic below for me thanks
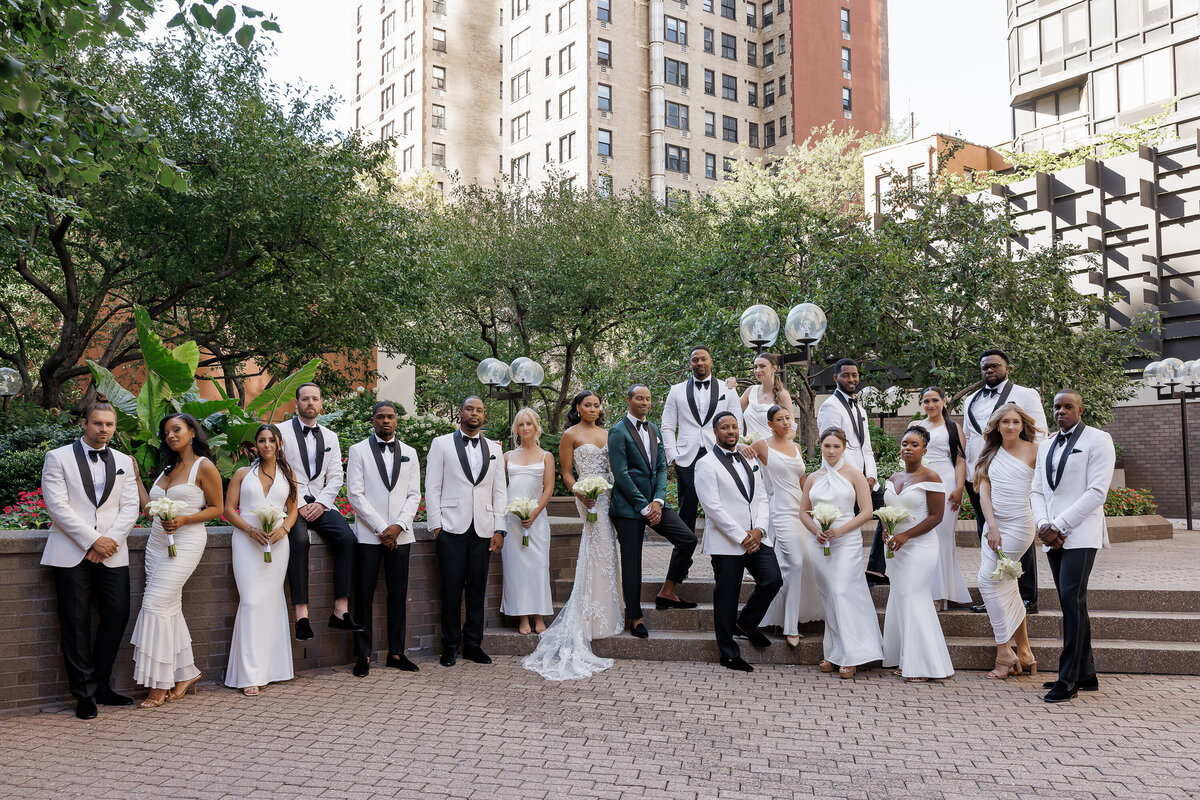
[424,431,507,537]
[815,390,877,482]
[1031,425,1115,551]
[695,447,771,556]
[346,435,422,546]
[40,440,140,568]
[279,416,344,509]
[662,377,743,467]
[963,381,1047,474]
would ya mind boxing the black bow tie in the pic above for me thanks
[378,440,396,452]
[982,387,999,398]
[466,436,480,448]
[88,449,106,462]
[695,380,709,390]
[302,426,317,437]
[635,420,647,431]
[1054,431,1072,446]
[846,396,858,407]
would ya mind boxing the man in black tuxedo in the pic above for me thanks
[608,384,698,639]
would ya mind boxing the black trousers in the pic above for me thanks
[435,527,491,652]
[674,449,706,533]
[710,547,783,661]
[1047,547,1097,686]
[287,506,357,606]
[966,480,1037,603]
[52,561,131,701]
[612,508,697,621]
[353,542,411,660]
[864,487,888,576]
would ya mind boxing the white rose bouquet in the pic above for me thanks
[987,549,1024,581]
[738,432,762,446]
[145,497,185,557]
[573,476,612,523]
[254,503,287,563]
[506,496,540,546]
[809,502,841,556]
[873,505,913,559]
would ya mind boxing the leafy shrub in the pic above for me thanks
[1104,487,1156,516]
[958,493,976,520]
[0,489,51,530]
[0,448,59,508]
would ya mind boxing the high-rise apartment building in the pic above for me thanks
[352,0,889,200]
[1007,0,1200,152]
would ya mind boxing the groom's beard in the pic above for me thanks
[691,368,711,380]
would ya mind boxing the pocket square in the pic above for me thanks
[324,447,332,452]
[400,455,411,462]
[1070,448,1083,455]
[719,394,726,400]
[751,465,760,472]
[489,454,497,460]
[116,469,125,475]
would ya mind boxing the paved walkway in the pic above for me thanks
[4,658,1198,800]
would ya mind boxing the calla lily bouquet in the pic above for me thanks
[987,549,1024,581]
[739,432,762,446]
[145,497,184,557]
[809,502,841,556]
[874,506,913,558]
[573,476,612,523]
[506,497,539,546]
[255,504,286,563]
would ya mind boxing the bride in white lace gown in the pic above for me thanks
[523,391,623,681]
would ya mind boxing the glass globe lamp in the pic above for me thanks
[509,357,545,387]
[476,358,512,387]
[784,303,828,347]
[738,305,780,349]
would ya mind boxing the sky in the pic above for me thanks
[153,0,1014,146]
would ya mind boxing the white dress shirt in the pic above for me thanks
[82,442,109,499]
[463,431,484,480]
[626,412,652,454]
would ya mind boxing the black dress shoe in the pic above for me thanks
[1024,600,1039,615]
[1044,676,1099,692]
[946,601,974,610]
[462,646,492,664]
[969,604,988,614]
[440,650,457,667]
[352,657,370,677]
[387,654,419,672]
[720,656,754,672]
[295,617,314,640]
[735,625,772,648]
[866,573,890,587]
[95,687,133,706]
[1044,680,1078,703]
[655,596,698,610]
[630,622,649,639]
[329,612,365,632]
[75,697,98,720]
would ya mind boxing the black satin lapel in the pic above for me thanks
[836,393,865,444]
[716,449,750,502]
[649,422,659,468]
[96,449,117,507]
[389,446,403,491]
[72,439,99,507]
[1048,425,1087,491]
[313,425,326,477]
[686,379,702,426]
[996,381,1015,408]
[454,432,473,484]
[293,417,313,480]
[735,452,755,500]
[476,438,491,486]
[624,418,651,469]
[967,391,985,434]
[703,378,720,425]
[370,436,393,491]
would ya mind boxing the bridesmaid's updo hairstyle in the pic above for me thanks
[818,426,849,446]
[766,404,785,422]
[157,413,212,473]
[252,423,298,507]
[566,390,604,427]
[903,424,931,447]
[81,392,117,422]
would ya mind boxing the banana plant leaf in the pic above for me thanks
[134,306,195,394]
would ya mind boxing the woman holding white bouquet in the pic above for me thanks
[502,408,555,635]
[879,426,954,682]
[523,391,622,681]
[223,424,298,695]
[973,403,1040,680]
[131,413,224,708]
[799,427,882,679]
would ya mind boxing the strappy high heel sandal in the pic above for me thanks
[819,660,836,673]
[169,675,201,701]
[138,689,169,709]
[987,651,1020,680]
[839,665,856,679]
[1017,654,1038,678]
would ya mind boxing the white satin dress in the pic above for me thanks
[977,448,1036,644]
[760,445,823,635]
[881,478,955,679]
[501,459,554,617]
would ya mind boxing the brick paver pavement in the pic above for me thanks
[4,657,1199,800]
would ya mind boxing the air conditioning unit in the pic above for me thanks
[749,25,757,32]
[683,173,691,181]
[681,87,689,95]
[843,110,852,119]
[600,20,608,27]
[681,45,689,52]
[600,156,610,164]
[843,70,851,80]
[435,89,445,96]
[682,130,690,138]
[842,31,850,40]
[600,65,608,72]
[600,110,610,118]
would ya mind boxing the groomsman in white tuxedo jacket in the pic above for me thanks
[278,382,362,640]
[425,396,507,667]
[662,345,743,534]
[40,398,140,719]
[346,401,422,677]
[1031,389,1115,703]
[963,349,1048,612]
[696,411,782,673]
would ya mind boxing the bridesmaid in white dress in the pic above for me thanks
[223,424,298,695]
[131,414,224,708]
[524,391,623,681]
[732,353,794,441]
[799,426,882,679]
[912,387,971,610]
[749,404,823,646]
[881,426,954,682]
[974,403,1040,679]
[501,408,555,635]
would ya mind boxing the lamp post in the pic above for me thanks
[737,302,828,383]
[477,356,545,444]
[0,368,20,415]
[1143,358,1199,530]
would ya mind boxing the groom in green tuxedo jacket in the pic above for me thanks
[608,384,698,638]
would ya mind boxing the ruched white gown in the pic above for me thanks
[808,460,883,667]
[225,464,294,689]
[523,444,622,680]
[977,448,1036,644]
[131,458,208,689]
[916,422,972,605]
[501,460,553,617]
[881,478,955,679]
[760,445,823,635]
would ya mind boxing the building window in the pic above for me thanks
[545,56,552,76]
[559,87,576,117]
[383,47,396,75]
[705,111,715,136]
[765,121,775,147]
[722,73,737,100]
[705,152,716,178]
[432,66,446,90]
[841,47,851,73]
[747,82,758,107]
[747,42,757,66]
[764,81,775,107]
[598,0,610,21]
[545,99,552,118]
[381,120,395,140]
[762,2,773,26]
[560,43,575,72]
[1063,2,1087,56]
[402,145,414,171]
[545,12,551,32]
[513,0,529,15]
[382,11,396,38]
[599,128,613,156]
[512,69,530,100]
[432,142,446,167]
[512,28,531,59]
[746,2,756,28]
[432,28,447,52]
[748,121,759,147]
[666,16,688,45]
[842,86,852,113]
[779,115,786,135]
[721,33,737,59]
[403,70,414,95]
[721,0,735,20]
[778,33,785,53]
[511,112,529,142]
[511,153,530,181]
[357,4,363,28]
[666,58,689,87]
[560,131,576,161]
[598,39,612,66]
[703,0,713,11]
[355,107,360,128]
[599,173,613,196]
[356,38,362,66]
[779,75,786,95]
[432,0,445,13]
[723,156,734,174]
[666,144,690,173]
[666,100,689,130]
[764,43,775,67]
[403,107,414,134]
[355,72,362,96]
[840,7,850,34]
[381,83,396,111]
[722,115,737,142]
[704,69,715,94]
[404,32,416,57]
[598,83,612,111]
[546,141,552,161]
[433,104,446,129]
[560,0,575,29]
[704,27,715,53]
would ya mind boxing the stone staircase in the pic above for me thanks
[485,578,1200,674]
